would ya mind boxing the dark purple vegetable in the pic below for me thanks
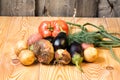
[53,32,68,51]
[68,42,83,57]
[68,42,84,71]
[44,36,54,43]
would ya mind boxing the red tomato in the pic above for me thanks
[52,20,69,37]
[39,21,52,38]
[39,20,68,38]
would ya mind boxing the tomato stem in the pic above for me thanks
[48,26,53,31]
[58,25,66,33]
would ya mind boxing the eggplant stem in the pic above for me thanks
[75,61,83,72]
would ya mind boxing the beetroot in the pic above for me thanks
[30,39,54,64]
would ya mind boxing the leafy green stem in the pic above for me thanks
[109,46,120,63]
[67,22,120,64]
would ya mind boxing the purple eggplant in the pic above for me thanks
[53,32,68,51]
[68,42,84,71]
[44,36,54,43]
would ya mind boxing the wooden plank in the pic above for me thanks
[76,0,98,17]
[105,18,120,32]
[0,17,18,80]
[104,18,120,80]
[0,17,12,56]
[114,0,120,17]
[0,17,40,80]
[98,0,115,17]
[0,0,35,16]
[35,0,45,16]
[117,18,120,26]
[0,17,62,80]
[36,0,76,16]
[0,54,39,80]
[0,18,12,80]
[36,0,98,17]
[0,17,120,80]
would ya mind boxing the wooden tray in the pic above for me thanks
[0,17,120,80]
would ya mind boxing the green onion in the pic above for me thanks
[67,22,120,64]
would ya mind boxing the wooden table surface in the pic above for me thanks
[0,17,120,80]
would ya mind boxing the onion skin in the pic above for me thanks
[55,49,71,65]
[15,40,28,56]
[18,50,35,66]
[84,47,98,62]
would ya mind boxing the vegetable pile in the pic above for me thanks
[15,19,120,71]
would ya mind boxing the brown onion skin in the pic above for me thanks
[18,50,35,66]
[15,40,28,56]
[31,39,54,64]
[55,49,71,65]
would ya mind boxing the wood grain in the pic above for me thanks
[76,0,98,17]
[98,0,115,17]
[114,0,120,17]
[0,0,35,16]
[0,17,120,80]
[0,0,120,17]
[0,17,13,56]
[36,0,76,16]
[35,0,98,17]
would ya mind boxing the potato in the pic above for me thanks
[27,33,42,46]
[84,47,98,62]
[18,50,35,65]
[15,40,28,56]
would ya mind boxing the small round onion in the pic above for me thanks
[84,47,98,62]
[55,49,71,65]
[15,40,28,56]
[18,50,35,65]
